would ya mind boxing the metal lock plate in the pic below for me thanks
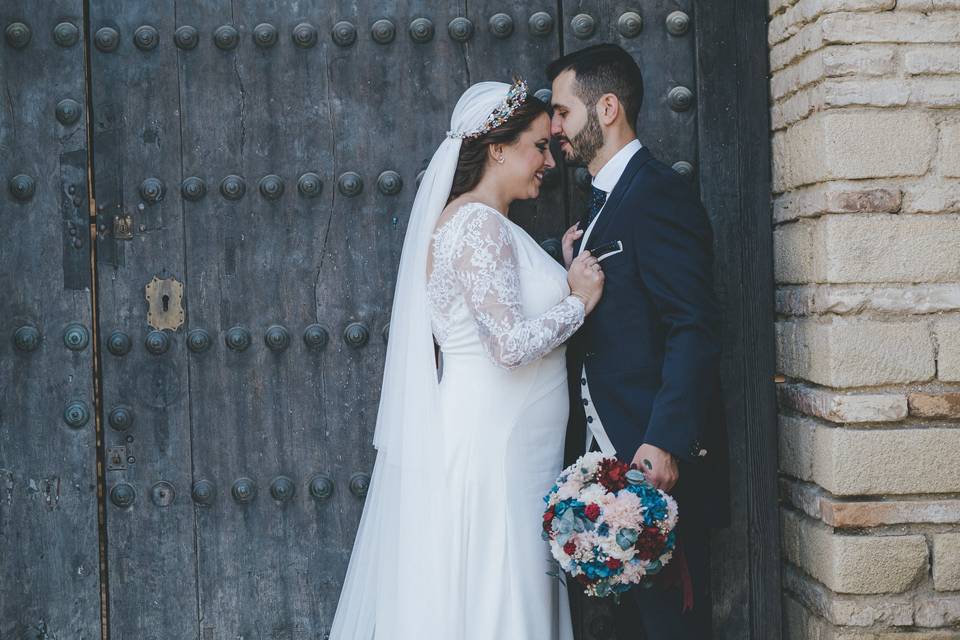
[106,446,127,470]
[113,214,133,239]
[145,274,185,331]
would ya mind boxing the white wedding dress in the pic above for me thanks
[423,202,582,640]
[328,81,580,640]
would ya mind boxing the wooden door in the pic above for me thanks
[1,1,777,637]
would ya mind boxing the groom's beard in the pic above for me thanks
[566,109,604,166]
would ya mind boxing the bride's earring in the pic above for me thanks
[497,154,505,164]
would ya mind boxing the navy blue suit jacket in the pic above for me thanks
[570,146,730,525]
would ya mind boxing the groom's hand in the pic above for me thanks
[631,443,679,492]
[561,223,583,268]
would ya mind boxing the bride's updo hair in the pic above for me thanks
[448,96,550,201]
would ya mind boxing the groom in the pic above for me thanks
[547,45,729,638]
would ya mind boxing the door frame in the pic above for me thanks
[694,0,781,637]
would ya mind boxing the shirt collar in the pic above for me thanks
[591,139,643,193]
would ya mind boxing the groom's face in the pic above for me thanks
[550,69,603,166]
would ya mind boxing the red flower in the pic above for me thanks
[584,504,601,521]
[563,541,577,556]
[605,558,622,570]
[597,457,629,491]
[576,574,590,586]
[635,527,666,561]
[542,509,555,533]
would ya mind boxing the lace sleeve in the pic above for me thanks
[450,205,585,369]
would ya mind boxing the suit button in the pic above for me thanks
[587,416,593,424]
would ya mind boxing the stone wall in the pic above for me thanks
[768,0,960,637]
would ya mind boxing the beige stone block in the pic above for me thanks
[776,214,960,284]
[905,46,960,75]
[771,56,821,102]
[779,383,908,422]
[819,495,960,527]
[933,533,960,591]
[772,84,822,131]
[915,595,960,626]
[940,120,960,178]
[784,564,915,626]
[771,21,827,72]
[794,514,928,593]
[780,414,817,481]
[821,12,960,44]
[782,507,804,565]
[776,317,935,387]
[902,181,960,214]
[775,284,960,316]
[909,392,960,418]
[822,214,960,282]
[897,0,960,10]
[771,12,960,72]
[780,415,960,494]
[781,476,827,519]
[822,45,897,76]
[773,183,901,223]
[822,79,960,109]
[775,219,823,283]
[822,79,910,107]
[771,45,895,102]
[814,424,960,495]
[771,0,802,18]
[935,318,960,381]
[772,111,936,192]
[769,0,896,46]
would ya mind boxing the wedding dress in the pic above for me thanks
[424,202,581,639]
[329,81,580,640]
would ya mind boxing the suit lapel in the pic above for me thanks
[585,146,653,252]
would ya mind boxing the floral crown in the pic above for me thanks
[447,78,530,141]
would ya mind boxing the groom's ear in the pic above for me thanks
[596,93,621,127]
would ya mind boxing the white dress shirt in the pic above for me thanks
[578,139,643,455]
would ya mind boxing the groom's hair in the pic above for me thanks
[546,44,644,129]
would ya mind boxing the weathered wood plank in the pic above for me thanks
[696,0,781,637]
[0,2,100,638]
[87,1,200,637]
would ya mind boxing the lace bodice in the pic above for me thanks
[427,202,585,370]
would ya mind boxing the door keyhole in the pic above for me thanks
[162,294,169,312]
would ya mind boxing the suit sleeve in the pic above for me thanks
[633,189,722,463]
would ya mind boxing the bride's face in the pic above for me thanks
[500,113,555,200]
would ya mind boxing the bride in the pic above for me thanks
[329,79,605,640]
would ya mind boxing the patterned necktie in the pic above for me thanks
[585,185,607,227]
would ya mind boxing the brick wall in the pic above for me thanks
[768,0,960,637]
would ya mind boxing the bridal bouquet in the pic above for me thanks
[542,452,678,599]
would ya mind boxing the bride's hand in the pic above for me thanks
[561,223,583,269]
[567,251,604,314]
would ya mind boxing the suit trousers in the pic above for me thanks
[611,521,711,639]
